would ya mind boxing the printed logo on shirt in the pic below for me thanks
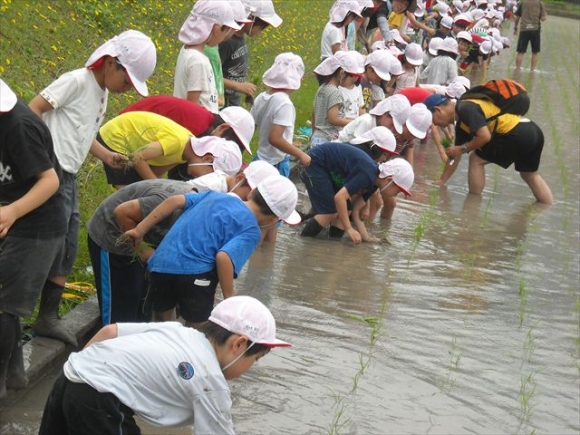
[0,162,13,183]
[177,362,195,380]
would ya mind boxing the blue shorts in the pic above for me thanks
[300,160,340,215]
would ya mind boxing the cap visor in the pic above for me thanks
[260,14,283,28]
[393,118,404,134]
[262,339,292,348]
[407,122,427,140]
[224,19,243,31]
[394,182,412,196]
[282,210,301,226]
[126,71,149,97]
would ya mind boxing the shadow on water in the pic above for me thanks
[1,16,579,435]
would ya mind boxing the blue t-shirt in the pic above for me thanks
[148,191,261,276]
[309,143,379,200]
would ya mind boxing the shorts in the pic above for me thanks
[0,234,64,317]
[148,271,218,323]
[49,171,80,277]
[474,119,544,172]
[98,133,143,186]
[300,160,341,215]
[88,235,149,325]
[516,30,541,54]
[39,372,138,435]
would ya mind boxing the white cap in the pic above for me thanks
[314,55,342,76]
[440,37,459,55]
[405,103,432,140]
[257,175,300,225]
[178,1,242,46]
[219,106,255,154]
[436,2,450,15]
[388,45,404,57]
[378,158,415,196]
[454,13,473,24]
[445,81,467,99]
[457,31,473,42]
[471,8,486,21]
[404,43,423,66]
[364,50,393,81]
[243,0,283,28]
[371,40,388,52]
[452,75,471,89]
[428,37,444,56]
[190,136,243,176]
[350,126,398,155]
[0,79,17,112]
[335,50,365,75]
[262,52,304,90]
[329,0,363,23]
[230,0,252,24]
[492,39,503,54]
[440,15,453,29]
[389,29,407,46]
[479,39,492,54]
[85,30,156,97]
[208,295,291,347]
[453,0,464,11]
[369,94,411,134]
[386,56,405,76]
[243,161,279,189]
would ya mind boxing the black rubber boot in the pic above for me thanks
[33,281,78,346]
[328,226,345,239]
[6,318,27,390]
[0,312,18,398]
[300,217,324,238]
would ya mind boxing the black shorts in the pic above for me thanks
[516,30,541,54]
[474,120,544,173]
[148,271,218,323]
[97,133,143,186]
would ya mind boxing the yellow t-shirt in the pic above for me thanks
[99,111,192,166]
[388,12,406,30]
[458,99,522,134]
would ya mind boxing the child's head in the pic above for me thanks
[439,15,453,34]
[329,0,363,27]
[437,37,459,60]
[178,1,243,47]
[401,43,423,68]
[369,94,411,134]
[452,14,472,33]
[424,94,455,127]
[214,106,255,155]
[402,103,432,142]
[249,174,300,227]
[479,40,492,56]
[456,31,473,52]
[350,126,398,162]
[391,0,415,14]
[0,79,17,113]
[335,51,365,87]
[364,51,392,85]
[203,295,290,379]
[187,136,242,177]
[377,158,415,197]
[230,161,279,200]
[262,52,305,91]
[85,30,157,96]
[314,55,343,86]
[428,37,443,57]
[241,0,283,36]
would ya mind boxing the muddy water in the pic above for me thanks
[2,16,579,435]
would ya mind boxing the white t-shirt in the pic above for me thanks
[337,113,377,143]
[40,68,108,174]
[250,91,295,165]
[339,85,364,120]
[320,22,345,59]
[174,47,219,114]
[64,322,234,434]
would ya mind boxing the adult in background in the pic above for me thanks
[514,0,547,71]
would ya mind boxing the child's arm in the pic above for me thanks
[0,168,59,238]
[122,194,186,249]
[114,199,144,231]
[351,196,379,243]
[90,139,128,169]
[269,125,311,167]
[406,12,436,36]
[83,324,118,349]
[129,142,165,180]
[216,251,235,299]
[334,187,362,245]
[28,95,54,117]
[223,79,256,99]
[186,91,202,105]
[385,77,397,96]
[327,105,353,128]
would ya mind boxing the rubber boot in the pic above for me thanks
[0,312,18,399]
[32,281,78,346]
[328,226,345,239]
[300,217,324,238]
[6,318,27,390]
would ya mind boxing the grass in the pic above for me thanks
[0,0,334,320]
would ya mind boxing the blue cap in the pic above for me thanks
[424,94,449,112]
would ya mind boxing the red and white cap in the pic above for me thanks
[243,161,279,189]
[208,295,291,347]
[329,0,363,23]
[369,94,411,134]
[334,50,365,75]
[405,103,432,140]
[219,106,255,154]
[314,55,342,76]
[378,158,415,196]
[364,50,393,81]
[242,0,283,28]
[350,126,398,155]
[85,30,157,97]
[178,1,242,46]
[457,31,473,42]
[257,175,300,225]
[190,136,243,176]
[230,0,253,24]
[0,79,17,112]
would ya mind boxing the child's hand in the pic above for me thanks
[117,228,143,251]
[299,154,311,168]
[362,233,380,243]
[107,152,129,169]
[0,205,17,238]
[345,227,362,245]
[238,82,256,98]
